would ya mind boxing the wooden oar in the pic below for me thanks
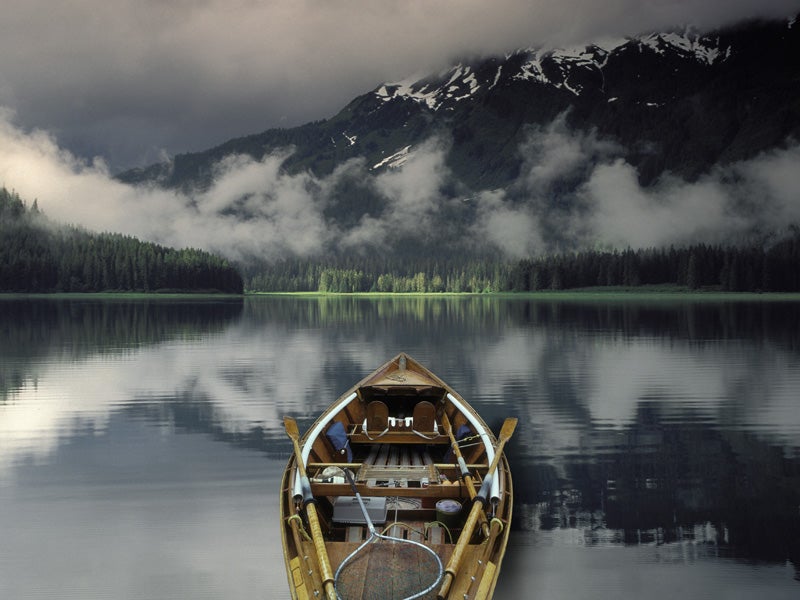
[284,416,337,600]
[472,515,506,599]
[441,413,489,537]
[437,417,517,599]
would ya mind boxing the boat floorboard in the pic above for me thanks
[328,539,455,600]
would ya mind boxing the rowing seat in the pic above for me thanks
[411,400,438,439]
[365,400,389,439]
[412,401,436,432]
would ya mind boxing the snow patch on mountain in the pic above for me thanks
[591,37,629,54]
[375,27,732,105]
[375,64,482,111]
[637,30,730,65]
[372,145,412,170]
[515,53,549,85]
[513,45,609,95]
[330,132,357,147]
[489,66,503,90]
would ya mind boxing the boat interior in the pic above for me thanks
[295,390,498,547]
[282,356,512,599]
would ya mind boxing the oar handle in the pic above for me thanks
[284,417,337,600]
[305,504,337,600]
[442,413,473,481]
[442,413,489,537]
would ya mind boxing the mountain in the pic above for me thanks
[117,14,800,259]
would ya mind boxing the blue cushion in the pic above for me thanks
[455,424,472,440]
[326,421,352,462]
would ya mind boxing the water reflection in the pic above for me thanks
[522,421,800,563]
[0,297,244,406]
[1,295,799,597]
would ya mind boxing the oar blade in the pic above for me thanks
[499,417,518,442]
[283,415,300,440]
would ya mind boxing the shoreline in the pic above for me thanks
[3,288,800,302]
[246,288,800,301]
[0,292,244,300]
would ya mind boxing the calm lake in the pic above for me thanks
[1,295,799,599]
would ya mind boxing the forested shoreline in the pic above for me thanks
[4,187,799,295]
[243,233,800,294]
[1,188,243,294]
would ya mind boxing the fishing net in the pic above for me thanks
[333,470,443,600]
[334,537,443,600]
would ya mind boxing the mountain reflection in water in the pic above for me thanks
[0,295,798,599]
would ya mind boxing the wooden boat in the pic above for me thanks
[280,352,515,600]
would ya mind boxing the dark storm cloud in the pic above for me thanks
[2,1,799,263]
[1,0,798,169]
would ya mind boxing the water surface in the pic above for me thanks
[1,295,798,599]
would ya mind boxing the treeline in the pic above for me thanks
[244,257,512,293]
[513,241,800,292]
[246,236,800,293]
[5,186,799,295]
[1,188,243,293]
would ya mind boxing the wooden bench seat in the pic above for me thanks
[310,480,465,498]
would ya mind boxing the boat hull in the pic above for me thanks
[280,353,513,600]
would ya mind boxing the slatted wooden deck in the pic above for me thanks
[327,537,454,600]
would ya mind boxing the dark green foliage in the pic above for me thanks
[0,188,243,294]
[244,237,800,294]
[511,240,800,293]
[5,188,798,295]
[244,256,511,293]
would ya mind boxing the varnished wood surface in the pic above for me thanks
[282,353,513,599]
[327,540,455,600]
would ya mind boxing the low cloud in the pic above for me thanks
[3,109,800,266]
[576,161,747,248]
[341,138,453,250]
[1,110,455,262]
[518,115,620,195]
[576,145,800,249]
[471,190,543,259]
[0,109,333,262]
[192,154,336,259]
[471,117,800,255]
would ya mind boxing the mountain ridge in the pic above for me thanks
[115,13,800,262]
[118,14,799,192]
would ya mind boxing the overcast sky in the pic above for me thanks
[1,1,799,264]
[1,0,798,171]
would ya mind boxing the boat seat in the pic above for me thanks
[412,401,436,431]
[365,400,389,439]
[411,400,438,439]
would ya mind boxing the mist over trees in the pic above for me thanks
[3,186,799,295]
[0,188,243,294]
